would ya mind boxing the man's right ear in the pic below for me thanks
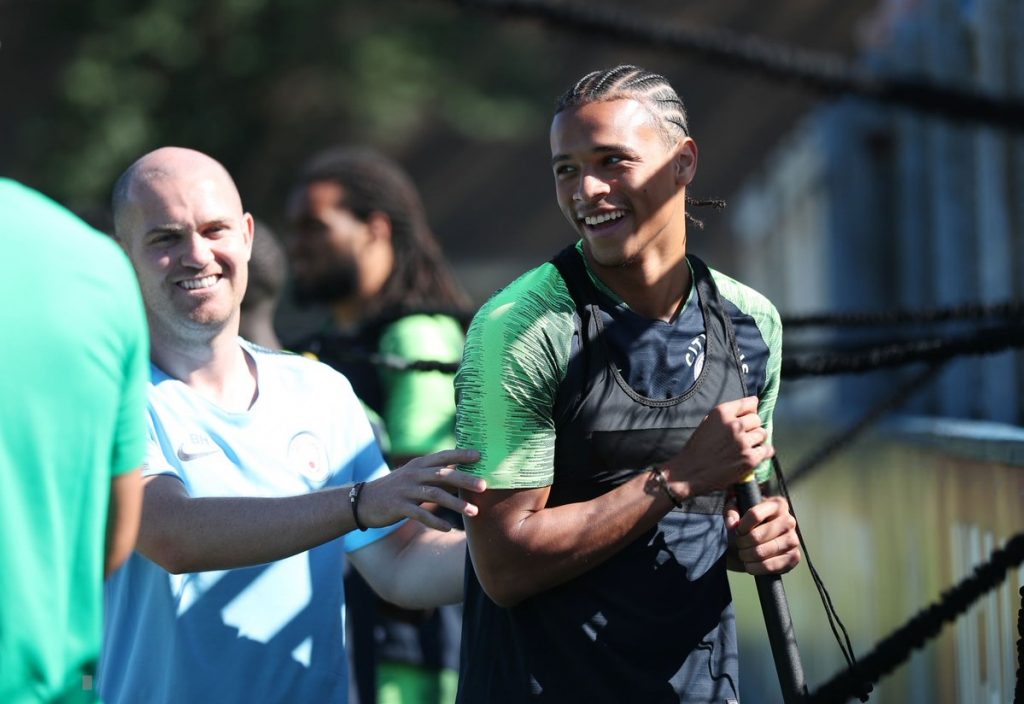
[674,138,698,187]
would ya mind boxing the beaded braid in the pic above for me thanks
[555,65,723,229]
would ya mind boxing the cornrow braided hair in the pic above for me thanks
[556,64,690,141]
[555,64,725,229]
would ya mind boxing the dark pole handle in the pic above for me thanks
[735,478,808,704]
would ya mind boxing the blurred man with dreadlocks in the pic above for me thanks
[453,65,803,703]
[239,219,287,350]
[286,147,472,704]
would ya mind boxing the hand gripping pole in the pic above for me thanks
[735,477,808,703]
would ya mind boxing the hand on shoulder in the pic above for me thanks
[358,449,486,531]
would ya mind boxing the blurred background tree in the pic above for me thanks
[1,0,872,307]
[2,0,557,214]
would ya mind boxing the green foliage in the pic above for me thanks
[9,0,559,212]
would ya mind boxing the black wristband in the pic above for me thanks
[649,465,684,509]
[349,481,368,532]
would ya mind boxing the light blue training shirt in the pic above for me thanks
[99,341,396,704]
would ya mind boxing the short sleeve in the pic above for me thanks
[712,269,783,484]
[140,414,180,480]
[454,264,576,489]
[327,370,402,553]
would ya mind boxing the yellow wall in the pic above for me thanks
[731,425,1024,703]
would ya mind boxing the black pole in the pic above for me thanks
[735,478,808,703]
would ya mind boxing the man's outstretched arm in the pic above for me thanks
[136,449,484,574]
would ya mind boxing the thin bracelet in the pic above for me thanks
[648,465,684,509]
[348,481,368,531]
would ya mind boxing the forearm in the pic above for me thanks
[349,520,468,609]
[387,522,467,608]
[139,485,355,573]
[139,448,485,576]
[105,469,143,577]
[467,470,677,607]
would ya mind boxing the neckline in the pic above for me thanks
[592,260,715,408]
[575,241,697,323]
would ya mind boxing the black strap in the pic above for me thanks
[686,254,750,397]
[550,244,592,312]
[550,245,749,391]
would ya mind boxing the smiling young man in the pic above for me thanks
[454,66,802,703]
[98,147,486,704]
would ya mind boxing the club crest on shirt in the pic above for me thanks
[288,432,329,485]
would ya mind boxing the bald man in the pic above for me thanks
[98,147,486,704]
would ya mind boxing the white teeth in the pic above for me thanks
[179,275,218,290]
[583,210,626,226]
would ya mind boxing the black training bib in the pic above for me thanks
[458,246,748,704]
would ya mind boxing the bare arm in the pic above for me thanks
[465,396,774,607]
[349,519,468,609]
[105,468,143,577]
[137,449,485,574]
[464,473,669,607]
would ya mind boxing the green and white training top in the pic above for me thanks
[455,241,782,488]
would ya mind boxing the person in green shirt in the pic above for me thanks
[0,179,146,703]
